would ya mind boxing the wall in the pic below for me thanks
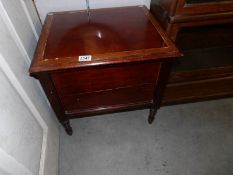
[34,0,151,22]
[0,0,59,175]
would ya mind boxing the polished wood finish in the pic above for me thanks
[30,6,180,73]
[30,6,181,135]
[51,62,160,115]
[151,0,233,105]
[44,8,164,59]
[51,63,160,95]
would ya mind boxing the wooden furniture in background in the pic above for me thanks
[29,6,181,135]
[150,0,233,105]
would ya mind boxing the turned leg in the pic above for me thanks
[61,120,73,136]
[148,108,157,124]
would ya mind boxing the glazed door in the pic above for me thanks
[176,0,233,15]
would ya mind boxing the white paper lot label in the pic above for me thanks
[79,55,92,62]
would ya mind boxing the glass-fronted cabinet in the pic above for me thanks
[150,0,233,104]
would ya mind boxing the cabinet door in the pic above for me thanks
[51,62,161,115]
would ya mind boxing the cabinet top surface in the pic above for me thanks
[30,6,181,73]
[45,7,163,59]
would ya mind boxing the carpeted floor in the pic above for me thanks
[59,98,233,175]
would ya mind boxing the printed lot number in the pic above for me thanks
[79,55,92,62]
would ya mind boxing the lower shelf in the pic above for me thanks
[172,46,233,72]
[60,84,154,116]
[162,66,233,105]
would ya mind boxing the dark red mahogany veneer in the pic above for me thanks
[29,6,181,135]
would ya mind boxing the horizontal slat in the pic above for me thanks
[169,66,233,83]
[60,84,155,115]
[163,75,233,105]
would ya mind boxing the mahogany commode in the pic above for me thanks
[29,6,181,135]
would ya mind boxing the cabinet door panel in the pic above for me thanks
[51,62,160,95]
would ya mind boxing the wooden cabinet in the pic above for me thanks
[151,0,233,105]
[29,6,181,135]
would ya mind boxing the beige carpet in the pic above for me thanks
[59,98,233,175]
